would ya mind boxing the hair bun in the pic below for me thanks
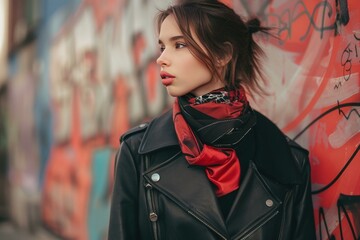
[246,18,261,34]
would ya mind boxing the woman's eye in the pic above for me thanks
[159,46,165,52]
[175,43,186,49]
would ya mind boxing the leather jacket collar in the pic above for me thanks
[138,109,179,154]
[139,108,303,185]
[138,108,255,152]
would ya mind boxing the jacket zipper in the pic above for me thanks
[145,183,159,240]
[144,155,160,240]
[277,191,292,240]
[236,210,279,240]
[187,210,227,240]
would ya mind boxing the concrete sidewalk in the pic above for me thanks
[0,221,61,240]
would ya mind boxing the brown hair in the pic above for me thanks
[156,0,271,93]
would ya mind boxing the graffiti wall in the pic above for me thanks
[4,0,358,239]
[41,1,171,239]
[231,1,360,239]
[7,43,42,229]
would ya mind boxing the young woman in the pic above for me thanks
[108,1,316,239]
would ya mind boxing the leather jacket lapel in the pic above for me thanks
[138,109,179,154]
[139,110,229,237]
[143,151,228,238]
[226,162,283,239]
[142,152,287,240]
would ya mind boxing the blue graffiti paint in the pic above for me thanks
[87,148,112,240]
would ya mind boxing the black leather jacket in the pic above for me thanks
[108,110,316,240]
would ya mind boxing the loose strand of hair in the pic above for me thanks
[245,24,275,97]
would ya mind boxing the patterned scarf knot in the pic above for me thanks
[173,86,248,196]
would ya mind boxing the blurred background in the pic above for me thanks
[0,0,359,239]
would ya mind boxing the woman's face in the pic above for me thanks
[156,14,224,97]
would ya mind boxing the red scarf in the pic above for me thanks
[173,87,248,196]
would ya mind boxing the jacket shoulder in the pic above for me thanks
[120,123,149,143]
[285,136,309,172]
[253,111,308,184]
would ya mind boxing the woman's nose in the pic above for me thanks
[156,51,169,66]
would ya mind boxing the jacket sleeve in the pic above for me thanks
[108,140,140,240]
[291,151,316,240]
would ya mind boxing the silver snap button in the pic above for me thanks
[266,199,273,207]
[149,212,158,222]
[139,123,147,128]
[151,173,160,182]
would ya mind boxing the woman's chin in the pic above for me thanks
[166,88,183,98]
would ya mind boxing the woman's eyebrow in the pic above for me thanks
[158,35,184,44]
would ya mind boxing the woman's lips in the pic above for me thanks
[160,71,175,86]
[161,78,174,86]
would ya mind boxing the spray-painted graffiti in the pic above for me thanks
[236,0,349,42]
[341,33,360,83]
[292,98,359,239]
[232,1,360,239]
[42,0,173,239]
[6,0,353,239]
[6,44,42,229]
[318,194,360,240]
[318,193,360,240]
[233,1,360,239]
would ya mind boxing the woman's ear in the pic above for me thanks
[216,42,233,67]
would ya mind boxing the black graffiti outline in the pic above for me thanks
[319,194,360,240]
[311,146,358,194]
[354,32,360,61]
[337,194,359,240]
[265,0,336,41]
[340,29,360,83]
[291,102,360,194]
[319,207,336,240]
[336,0,350,25]
[296,0,334,40]
[337,101,360,120]
[355,33,360,41]
[240,0,349,42]
[293,102,360,141]
[341,43,353,81]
